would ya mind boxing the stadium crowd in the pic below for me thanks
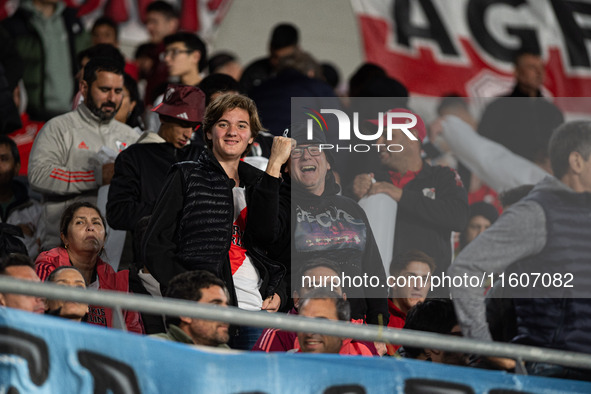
[0,0,590,383]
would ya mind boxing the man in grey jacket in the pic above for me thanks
[28,57,139,250]
[451,121,591,380]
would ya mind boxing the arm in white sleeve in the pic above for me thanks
[440,115,549,192]
[28,121,99,195]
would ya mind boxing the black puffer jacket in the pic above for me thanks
[143,149,286,308]
[107,140,202,232]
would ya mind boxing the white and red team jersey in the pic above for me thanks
[230,187,263,311]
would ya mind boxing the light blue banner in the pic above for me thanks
[1,308,590,393]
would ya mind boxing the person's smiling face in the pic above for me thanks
[206,108,254,161]
[290,145,330,196]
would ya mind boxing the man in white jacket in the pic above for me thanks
[28,57,139,250]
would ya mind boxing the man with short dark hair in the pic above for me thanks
[478,50,564,167]
[28,57,139,250]
[153,270,230,348]
[91,16,119,46]
[0,136,42,258]
[145,1,179,45]
[510,50,546,99]
[452,121,591,379]
[142,1,181,106]
[145,32,208,131]
[162,32,207,86]
[240,23,300,94]
[0,253,45,314]
[386,250,435,355]
[388,250,435,327]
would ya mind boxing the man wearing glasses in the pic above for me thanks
[287,123,389,329]
[146,32,208,132]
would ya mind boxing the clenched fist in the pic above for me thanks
[266,136,295,178]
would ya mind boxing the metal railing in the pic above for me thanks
[1,276,591,373]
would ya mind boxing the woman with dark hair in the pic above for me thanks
[143,93,292,349]
[35,201,143,333]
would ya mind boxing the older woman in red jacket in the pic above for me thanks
[35,201,143,333]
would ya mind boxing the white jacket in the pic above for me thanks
[441,115,549,193]
[28,104,139,249]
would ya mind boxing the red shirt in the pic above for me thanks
[388,169,421,189]
[386,299,406,355]
[8,114,44,176]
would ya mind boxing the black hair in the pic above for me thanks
[0,224,28,258]
[163,32,208,72]
[59,201,107,248]
[549,121,591,180]
[134,42,158,60]
[270,23,299,51]
[164,270,226,301]
[123,72,144,129]
[299,288,350,322]
[321,62,340,89]
[164,270,227,326]
[348,63,387,97]
[402,299,458,359]
[146,0,179,19]
[83,56,124,86]
[208,52,238,75]
[198,73,240,105]
[513,48,542,66]
[77,44,125,70]
[0,135,20,165]
[0,253,33,274]
[499,184,535,208]
[91,16,119,40]
[132,216,151,270]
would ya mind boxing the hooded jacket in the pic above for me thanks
[291,172,389,325]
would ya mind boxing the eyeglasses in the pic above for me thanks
[159,48,193,61]
[291,145,322,158]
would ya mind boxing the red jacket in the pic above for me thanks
[386,299,407,355]
[252,308,376,356]
[35,248,143,334]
